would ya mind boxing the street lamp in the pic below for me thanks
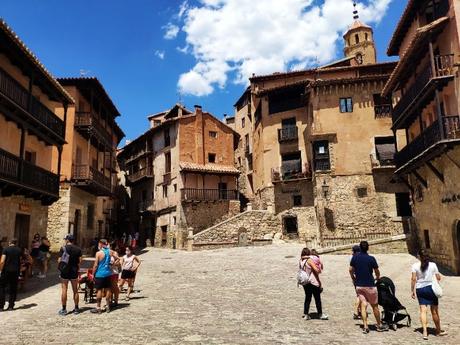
[322,180,330,199]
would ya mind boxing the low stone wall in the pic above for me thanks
[191,210,281,246]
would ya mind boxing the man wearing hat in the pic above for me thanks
[57,234,82,316]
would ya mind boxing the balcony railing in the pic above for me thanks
[272,162,311,182]
[181,188,238,201]
[104,155,117,171]
[395,115,460,168]
[393,55,455,124]
[0,67,65,139]
[125,148,153,164]
[72,164,111,192]
[370,153,395,169]
[138,199,153,213]
[374,104,392,119]
[278,126,298,142]
[127,166,153,184]
[163,172,171,185]
[75,112,113,147]
[0,148,59,198]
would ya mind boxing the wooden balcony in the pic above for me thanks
[126,167,153,185]
[370,153,395,171]
[0,67,65,144]
[395,115,460,170]
[163,172,171,185]
[181,188,238,201]
[278,126,298,142]
[272,162,311,182]
[138,199,153,213]
[125,148,153,164]
[71,164,112,196]
[75,111,113,147]
[392,55,455,128]
[104,154,117,172]
[0,148,59,205]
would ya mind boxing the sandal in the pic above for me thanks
[436,330,447,337]
[362,328,369,334]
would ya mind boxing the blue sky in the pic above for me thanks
[0,0,405,144]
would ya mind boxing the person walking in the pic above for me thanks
[411,250,447,340]
[299,248,328,320]
[37,236,51,278]
[58,234,82,316]
[118,246,141,301]
[30,233,41,275]
[0,239,21,311]
[91,239,119,314]
[349,241,388,333]
[350,245,362,320]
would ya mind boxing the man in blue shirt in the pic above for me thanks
[349,241,388,333]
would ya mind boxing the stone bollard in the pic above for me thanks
[246,202,252,211]
[186,227,194,251]
[146,239,152,247]
[266,202,274,214]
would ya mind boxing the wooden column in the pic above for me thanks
[57,146,63,180]
[429,41,446,140]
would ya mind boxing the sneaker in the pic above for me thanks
[72,308,81,315]
[58,309,67,316]
[303,314,311,320]
[90,308,102,314]
[362,328,370,334]
[353,313,361,320]
[376,324,389,332]
[106,305,111,313]
[319,314,329,320]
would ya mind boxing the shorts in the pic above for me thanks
[60,270,78,281]
[416,285,439,306]
[356,286,378,305]
[94,276,112,290]
[121,270,135,279]
[111,273,119,282]
[31,248,40,258]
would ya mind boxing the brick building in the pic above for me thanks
[232,9,410,248]
[383,0,460,273]
[118,104,240,248]
[0,20,74,249]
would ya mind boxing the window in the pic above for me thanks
[424,230,431,249]
[162,185,168,198]
[313,141,331,171]
[365,33,368,41]
[356,187,368,198]
[279,117,297,141]
[281,152,302,178]
[373,94,392,118]
[24,151,36,164]
[245,134,250,153]
[241,118,245,128]
[164,128,170,147]
[173,184,177,192]
[283,216,298,235]
[154,120,161,127]
[173,216,177,225]
[374,136,395,165]
[76,146,82,165]
[87,203,95,229]
[209,131,218,138]
[293,195,302,207]
[208,153,216,163]
[325,208,335,230]
[355,33,359,44]
[268,85,304,114]
[340,97,353,113]
[165,152,171,173]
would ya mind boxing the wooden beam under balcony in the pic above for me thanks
[71,164,112,196]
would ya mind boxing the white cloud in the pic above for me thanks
[174,0,393,96]
[154,50,165,59]
[163,23,180,40]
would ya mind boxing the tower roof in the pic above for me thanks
[344,1,372,36]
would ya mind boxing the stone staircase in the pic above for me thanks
[189,210,282,250]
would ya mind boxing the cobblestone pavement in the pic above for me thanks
[1,244,459,345]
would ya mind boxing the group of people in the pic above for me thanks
[299,241,448,340]
[58,234,140,315]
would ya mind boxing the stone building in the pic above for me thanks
[47,78,124,251]
[233,9,410,247]
[117,104,240,248]
[0,20,74,249]
[383,0,460,273]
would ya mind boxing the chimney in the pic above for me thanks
[194,105,202,115]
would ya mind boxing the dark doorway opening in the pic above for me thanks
[161,225,168,247]
[14,214,30,249]
[396,193,412,217]
[218,182,228,200]
[284,216,298,238]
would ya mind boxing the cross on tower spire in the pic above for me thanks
[353,1,359,20]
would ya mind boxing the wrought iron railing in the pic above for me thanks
[72,164,111,191]
[127,166,153,184]
[278,126,298,142]
[392,55,455,124]
[181,188,238,201]
[75,111,113,146]
[374,104,392,118]
[0,67,65,138]
[272,162,311,182]
[0,148,59,196]
[395,115,460,167]
[370,153,395,169]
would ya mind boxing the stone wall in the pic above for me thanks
[0,195,48,249]
[318,234,410,255]
[47,185,71,251]
[192,210,281,245]
[279,207,318,242]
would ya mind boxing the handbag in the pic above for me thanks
[432,277,443,298]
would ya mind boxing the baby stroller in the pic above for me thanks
[79,269,95,303]
[377,277,411,330]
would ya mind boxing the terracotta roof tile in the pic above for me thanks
[180,162,239,175]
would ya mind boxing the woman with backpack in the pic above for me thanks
[299,248,328,320]
[411,250,447,340]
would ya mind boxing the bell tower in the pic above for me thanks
[343,1,377,65]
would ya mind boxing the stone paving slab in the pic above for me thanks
[0,244,459,345]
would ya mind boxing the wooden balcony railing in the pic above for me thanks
[0,148,59,197]
[127,166,153,184]
[0,67,65,139]
[72,164,111,192]
[395,115,460,168]
[272,162,311,182]
[163,172,171,185]
[75,111,113,147]
[392,55,455,124]
[125,148,153,164]
[278,126,298,142]
[181,188,238,201]
[374,104,392,118]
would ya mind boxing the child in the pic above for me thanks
[310,249,323,290]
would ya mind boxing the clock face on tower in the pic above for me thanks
[356,53,363,65]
